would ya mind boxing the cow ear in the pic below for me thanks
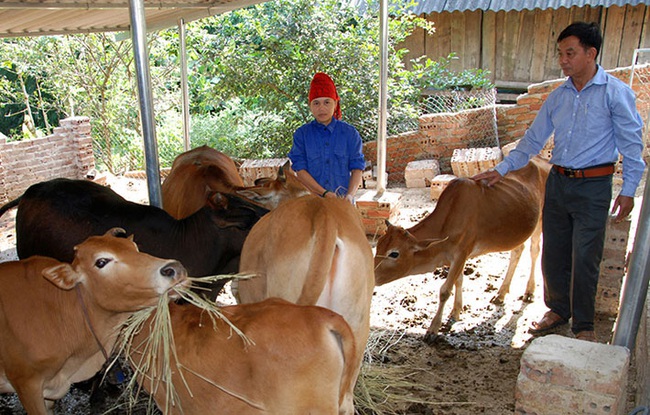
[415,237,448,252]
[277,165,287,182]
[42,263,80,290]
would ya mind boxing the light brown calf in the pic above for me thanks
[162,145,309,218]
[131,299,357,415]
[374,157,550,344]
[237,196,375,410]
[0,229,187,415]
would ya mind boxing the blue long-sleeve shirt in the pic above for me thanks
[495,65,645,197]
[288,117,366,196]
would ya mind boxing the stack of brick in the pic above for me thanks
[516,335,629,415]
[430,174,457,199]
[404,159,440,188]
[597,217,632,316]
[450,146,503,177]
[239,158,289,186]
[355,190,401,236]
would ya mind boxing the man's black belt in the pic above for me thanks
[553,164,615,178]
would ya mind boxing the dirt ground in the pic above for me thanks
[0,177,634,414]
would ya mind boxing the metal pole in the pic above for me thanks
[612,168,650,350]
[128,0,162,208]
[376,0,388,193]
[179,18,191,151]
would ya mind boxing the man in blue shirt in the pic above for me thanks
[473,22,645,342]
[288,72,366,204]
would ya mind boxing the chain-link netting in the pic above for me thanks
[354,87,499,150]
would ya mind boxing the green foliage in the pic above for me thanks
[185,0,434,152]
[409,53,495,91]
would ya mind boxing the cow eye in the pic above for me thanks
[95,258,112,269]
[388,251,399,259]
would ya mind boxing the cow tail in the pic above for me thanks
[328,318,357,411]
[296,215,338,305]
[0,197,20,218]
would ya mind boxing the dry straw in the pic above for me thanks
[110,273,254,414]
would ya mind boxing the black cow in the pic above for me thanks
[0,178,269,300]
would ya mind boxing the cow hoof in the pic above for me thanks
[522,293,534,303]
[490,296,505,305]
[423,332,439,345]
[440,317,457,333]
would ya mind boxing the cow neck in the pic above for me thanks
[75,285,110,361]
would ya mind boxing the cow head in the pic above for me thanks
[206,192,269,229]
[235,162,310,209]
[41,228,188,312]
[374,221,446,286]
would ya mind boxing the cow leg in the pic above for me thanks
[15,382,51,415]
[523,222,542,303]
[424,259,466,344]
[492,243,525,305]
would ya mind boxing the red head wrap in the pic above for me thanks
[308,72,342,120]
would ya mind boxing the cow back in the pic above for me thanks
[162,146,245,219]
[130,299,356,414]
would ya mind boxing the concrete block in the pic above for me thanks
[404,159,440,188]
[430,174,457,200]
[515,335,630,415]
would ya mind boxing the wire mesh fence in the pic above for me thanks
[353,87,499,151]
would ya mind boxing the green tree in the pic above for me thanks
[185,0,434,157]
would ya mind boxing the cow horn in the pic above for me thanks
[106,227,127,238]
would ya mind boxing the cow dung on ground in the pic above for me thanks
[0,179,632,414]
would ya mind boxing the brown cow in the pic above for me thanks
[130,298,357,415]
[374,157,550,344]
[236,196,375,407]
[0,229,188,415]
[162,146,309,218]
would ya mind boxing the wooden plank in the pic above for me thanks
[398,25,426,70]
[513,9,536,83]
[449,11,465,72]
[601,5,625,70]
[545,7,571,80]
[531,9,553,82]
[427,11,452,60]
[618,4,645,67]
[481,10,497,83]
[639,6,650,50]
[464,10,482,68]
[494,10,507,81]
[583,4,603,24]
[500,10,520,81]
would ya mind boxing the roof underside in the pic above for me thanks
[411,0,650,15]
[0,0,265,38]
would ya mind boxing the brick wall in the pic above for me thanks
[365,65,650,185]
[0,117,95,203]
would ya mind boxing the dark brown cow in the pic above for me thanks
[162,146,309,218]
[0,229,188,415]
[0,177,268,300]
[130,299,357,414]
[237,196,375,406]
[374,157,550,343]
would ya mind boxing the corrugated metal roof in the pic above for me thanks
[0,0,267,37]
[409,0,650,15]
